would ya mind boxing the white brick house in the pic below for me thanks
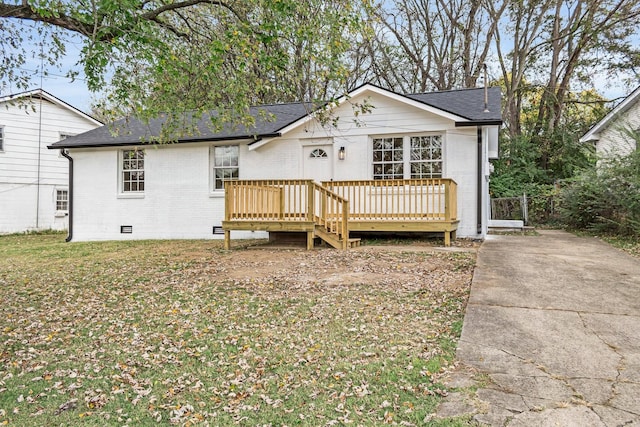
[49,84,501,244]
[0,89,102,233]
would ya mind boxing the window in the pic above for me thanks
[373,137,404,179]
[372,135,443,179]
[0,126,4,151]
[56,189,68,211]
[309,148,328,158]
[121,149,145,193]
[212,145,239,190]
[410,135,442,178]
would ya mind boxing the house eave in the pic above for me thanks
[455,120,503,127]
[48,133,281,150]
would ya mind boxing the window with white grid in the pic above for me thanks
[372,135,443,179]
[121,149,145,193]
[212,145,239,190]
[410,135,442,178]
[56,189,68,211]
[372,137,404,179]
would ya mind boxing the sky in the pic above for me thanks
[1,26,98,114]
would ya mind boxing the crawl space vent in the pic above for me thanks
[120,225,133,234]
[212,226,224,235]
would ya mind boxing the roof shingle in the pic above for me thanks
[49,85,501,149]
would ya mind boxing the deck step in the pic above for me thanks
[348,238,361,248]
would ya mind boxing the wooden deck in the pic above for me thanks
[222,179,458,249]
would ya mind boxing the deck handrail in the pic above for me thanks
[311,182,349,245]
[322,178,458,222]
[224,180,350,246]
[225,179,314,222]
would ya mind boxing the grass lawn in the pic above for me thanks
[0,234,476,426]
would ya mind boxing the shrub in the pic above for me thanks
[559,150,640,236]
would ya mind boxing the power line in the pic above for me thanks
[12,67,89,82]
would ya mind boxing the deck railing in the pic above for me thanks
[224,179,458,248]
[224,179,313,222]
[311,182,349,240]
[322,179,457,222]
[224,180,349,241]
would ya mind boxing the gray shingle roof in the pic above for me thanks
[49,85,501,149]
[407,86,502,121]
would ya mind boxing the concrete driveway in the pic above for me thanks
[448,230,640,426]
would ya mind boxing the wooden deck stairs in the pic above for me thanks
[314,224,361,249]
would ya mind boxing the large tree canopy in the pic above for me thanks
[1,0,368,133]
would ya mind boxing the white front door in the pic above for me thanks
[303,145,333,183]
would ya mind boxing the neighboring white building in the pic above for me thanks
[49,84,501,243]
[580,85,640,158]
[0,89,102,233]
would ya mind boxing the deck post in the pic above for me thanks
[307,181,315,222]
[279,187,285,219]
[307,231,315,250]
[341,200,349,249]
[224,230,231,250]
[444,181,451,222]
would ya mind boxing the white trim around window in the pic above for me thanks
[118,149,145,198]
[55,188,69,216]
[210,145,239,195]
[371,134,444,180]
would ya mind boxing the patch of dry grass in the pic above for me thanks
[0,234,475,426]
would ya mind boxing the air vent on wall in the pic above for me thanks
[212,226,224,235]
[120,225,133,234]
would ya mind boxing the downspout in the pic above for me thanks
[61,150,73,242]
[477,127,483,235]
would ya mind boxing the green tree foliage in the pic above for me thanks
[490,87,603,198]
[1,0,369,133]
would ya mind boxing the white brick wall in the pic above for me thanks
[70,91,497,241]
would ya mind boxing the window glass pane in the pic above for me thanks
[212,145,240,190]
[122,150,145,193]
[409,135,443,178]
[373,137,404,180]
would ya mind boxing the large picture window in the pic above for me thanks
[121,149,145,193]
[212,145,239,190]
[372,135,443,179]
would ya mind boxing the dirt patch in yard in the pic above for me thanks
[216,247,473,291]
